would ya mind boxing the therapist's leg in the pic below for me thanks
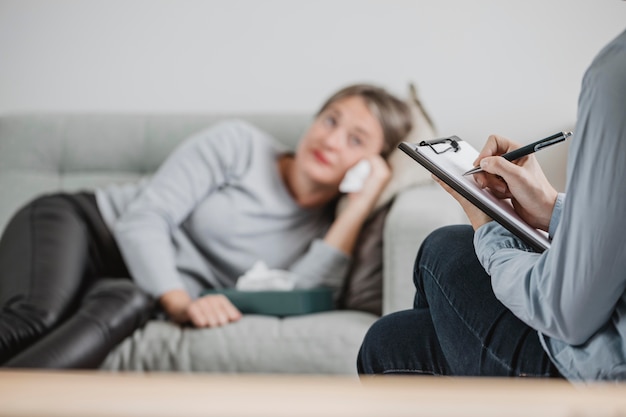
[358,225,561,377]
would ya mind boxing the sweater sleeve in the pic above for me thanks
[289,239,351,296]
[113,121,254,297]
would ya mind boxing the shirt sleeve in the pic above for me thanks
[474,38,626,346]
[113,121,254,297]
[288,239,351,296]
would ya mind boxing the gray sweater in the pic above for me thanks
[96,120,350,299]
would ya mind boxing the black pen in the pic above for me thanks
[462,131,573,176]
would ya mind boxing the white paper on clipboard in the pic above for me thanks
[398,137,550,252]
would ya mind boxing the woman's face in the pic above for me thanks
[296,95,385,187]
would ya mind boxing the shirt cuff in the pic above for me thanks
[548,193,566,239]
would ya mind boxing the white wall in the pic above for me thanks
[1,0,625,188]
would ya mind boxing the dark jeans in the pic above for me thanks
[0,192,154,368]
[357,225,562,377]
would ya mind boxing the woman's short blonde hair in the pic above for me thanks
[316,84,412,158]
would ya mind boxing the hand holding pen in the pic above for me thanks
[463,131,572,176]
[464,132,569,231]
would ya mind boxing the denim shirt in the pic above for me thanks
[474,28,626,381]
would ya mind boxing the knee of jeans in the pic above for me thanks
[82,280,155,330]
[358,318,388,365]
[413,225,474,287]
[423,225,472,258]
[357,329,375,374]
[413,226,452,292]
[359,314,410,375]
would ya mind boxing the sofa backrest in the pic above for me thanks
[0,113,312,232]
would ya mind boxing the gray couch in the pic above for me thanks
[0,113,463,375]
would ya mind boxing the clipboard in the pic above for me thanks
[398,137,550,252]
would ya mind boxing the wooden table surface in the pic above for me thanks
[1,370,626,417]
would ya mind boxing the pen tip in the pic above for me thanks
[463,168,480,176]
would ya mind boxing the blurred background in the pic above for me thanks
[1,0,625,190]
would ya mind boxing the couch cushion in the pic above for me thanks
[0,113,311,232]
[100,310,377,374]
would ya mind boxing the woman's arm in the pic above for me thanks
[113,121,255,325]
[288,155,391,294]
[324,155,391,255]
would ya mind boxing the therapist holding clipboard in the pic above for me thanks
[358,27,626,382]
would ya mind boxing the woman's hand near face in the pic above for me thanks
[471,135,558,231]
[159,289,242,328]
[344,155,391,214]
[324,155,390,255]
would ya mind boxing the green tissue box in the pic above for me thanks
[202,288,334,317]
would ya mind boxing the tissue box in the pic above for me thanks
[202,288,334,317]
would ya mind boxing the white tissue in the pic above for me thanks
[339,159,371,193]
[235,261,295,291]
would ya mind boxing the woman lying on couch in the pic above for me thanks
[0,83,412,369]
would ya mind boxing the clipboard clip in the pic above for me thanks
[419,137,460,154]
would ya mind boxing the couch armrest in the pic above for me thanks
[382,183,466,315]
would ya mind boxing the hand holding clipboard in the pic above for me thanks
[398,134,569,252]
